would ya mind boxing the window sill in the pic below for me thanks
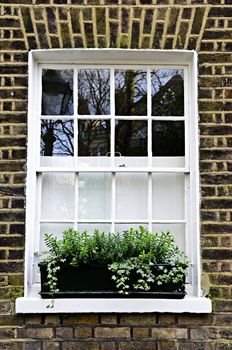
[16,288,212,314]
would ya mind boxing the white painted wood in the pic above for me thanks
[36,167,189,173]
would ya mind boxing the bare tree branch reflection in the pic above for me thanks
[78,69,110,115]
[41,120,74,156]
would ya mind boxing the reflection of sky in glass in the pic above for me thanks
[78,69,110,115]
[42,69,73,115]
[41,119,74,156]
[115,120,147,156]
[115,70,147,116]
[152,121,185,156]
[78,119,110,156]
[151,69,184,116]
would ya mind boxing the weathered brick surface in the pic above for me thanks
[0,1,232,349]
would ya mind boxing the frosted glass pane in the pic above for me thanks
[152,173,185,220]
[41,173,75,220]
[78,173,111,220]
[152,223,185,251]
[40,223,73,252]
[116,173,148,220]
[115,224,148,233]
[78,224,111,235]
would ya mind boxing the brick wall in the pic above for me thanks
[0,1,232,349]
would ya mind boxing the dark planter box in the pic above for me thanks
[39,263,186,299]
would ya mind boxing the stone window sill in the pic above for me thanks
[16,287,212,314]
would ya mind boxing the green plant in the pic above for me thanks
[40,227,189,304]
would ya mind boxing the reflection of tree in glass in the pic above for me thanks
[116,120,147,156]
[78,120,110,156]
[42,69,73,115]
[41,120,74,156]
[151,70,184,116]
[152,121,184,156]
[115,70,147,116]
[78,69,110,115]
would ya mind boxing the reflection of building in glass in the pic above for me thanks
[42,69,74,115]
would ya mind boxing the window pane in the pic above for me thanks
[115,70,147,116]
[115,224,148,233]
[77,224,112,235]
[115,120,147,156]
[42,69,73,115]
[78,120,110,156]
[151,69,184,116]
[152,173,185,220]
[40,223,73,252]
[78,69,110,115]
[41,173,75,220]
[116,173,148,220]
[78,173,111,220]
[152,121,185,157]
[152,224,185,251]
[40,119,74,157]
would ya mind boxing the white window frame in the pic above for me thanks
[16,49,211,314]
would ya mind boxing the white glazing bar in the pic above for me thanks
[110,68,115,168]
[147,68,152,167]
[74,173,79,230]
[40,115,76,120]
[33,173,42,284]
[37,167,189,173]
[73,68,78,166]
[148,173,152,232]
[184,67,189,171]
[39,219,76,224]
[37,66,43,168]
[111,172,116,233]
[151,116,185,121]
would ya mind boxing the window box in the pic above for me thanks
[39,262,186,299]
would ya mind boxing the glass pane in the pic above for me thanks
[115,120,147,156]
[152,173,185,220]
[40,223,73,253]
[40,119,74,157]
[78,69,110,115]
[116,173,148,220]
[41,173,75,220]
[42,69,73,115]
[77,224,112,235]
[152,224,185,251]
[151,69,184,116]
[115,70,147,116]
[78,173,111,220]
[78,120,110,156]
[152,121,185,157]
[115,224,148,233]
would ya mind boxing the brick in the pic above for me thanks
[62,342,100,350]
[74,327,92,338]
[118,342,156,350]
[120,315,155,325]
[157,341,177,350]
[100,315,117,325]
[16,328,53,339]
[152,328,187,340]
[95,327,130,339]
[133,327,150,338]
[62,315,98,325]
[178,343,211,350]
[56,327,73,339]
